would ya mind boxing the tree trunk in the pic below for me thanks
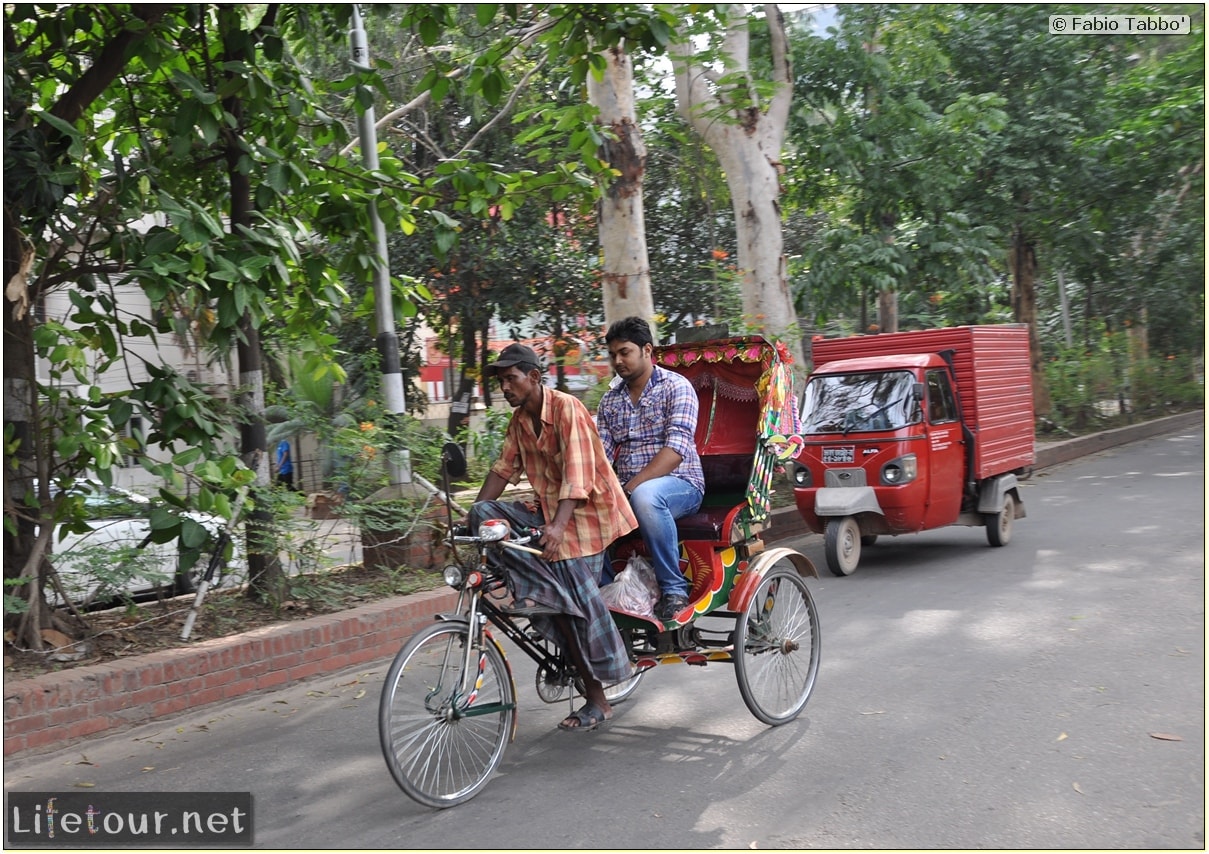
[671,4,803,366]
[587,42,656,330]
[877,289,898,336]
[551,313,569,391]
[446,304,478,444]
[220,11,283,602]
[478,316,493,409]
[878,213,898,333]
[1009,224,1050,416]
[2,234,52,648]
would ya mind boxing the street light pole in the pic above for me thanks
[349,4,409,485]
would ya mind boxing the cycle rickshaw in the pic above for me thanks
[379,336,822,808]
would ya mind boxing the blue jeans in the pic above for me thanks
[606,476,703,600]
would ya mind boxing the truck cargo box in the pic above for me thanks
[808,325,1035,479]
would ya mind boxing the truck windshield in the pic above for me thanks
[800,370,921,434]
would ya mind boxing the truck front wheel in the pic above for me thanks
[985,492,1015,547]
[824,516,862,576]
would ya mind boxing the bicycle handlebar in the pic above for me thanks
[451,523,543,556]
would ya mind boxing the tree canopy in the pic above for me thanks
[4,3,1203,641]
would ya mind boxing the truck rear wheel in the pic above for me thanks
[985,492,1015,547]
[824,516,862,576]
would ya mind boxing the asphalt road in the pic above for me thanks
[5,426,1204,850]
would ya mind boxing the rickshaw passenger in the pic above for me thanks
[468,343,638,732]
[596,316,705,621]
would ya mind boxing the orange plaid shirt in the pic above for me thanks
[491,385,638,561]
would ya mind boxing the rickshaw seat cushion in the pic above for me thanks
[673,507,732,540]
[610,450,754,554]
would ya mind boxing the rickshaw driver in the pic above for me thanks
[596,317,705,621]
[467,343,639,732]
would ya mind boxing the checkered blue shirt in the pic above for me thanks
[596,366,705,494]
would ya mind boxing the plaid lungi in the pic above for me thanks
[468,500,632,686]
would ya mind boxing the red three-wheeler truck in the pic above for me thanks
[788,324,1036,576]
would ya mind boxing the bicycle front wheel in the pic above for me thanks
[379,621,516,808]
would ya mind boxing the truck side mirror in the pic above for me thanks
[912,382,925,401]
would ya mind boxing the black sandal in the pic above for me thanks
[558,702,610,732]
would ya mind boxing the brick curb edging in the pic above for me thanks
[5,410,1201,758]
[4,588,457,757]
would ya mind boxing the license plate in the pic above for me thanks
[822,447,854,464]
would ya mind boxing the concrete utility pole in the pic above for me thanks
[349,4,409,486]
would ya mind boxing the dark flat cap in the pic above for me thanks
[485,343,541,376]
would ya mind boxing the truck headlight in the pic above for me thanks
[791,462,812,487]
[881,454,917,485]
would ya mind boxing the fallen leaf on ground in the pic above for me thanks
[73,782,96,788]
[1057,732,1068,742]
[1149,732,1183,741]
[40,628,73,648]
[353,688,366,699]
[1073,783,1084,794]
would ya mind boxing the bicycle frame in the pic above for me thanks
[434,532,588,718]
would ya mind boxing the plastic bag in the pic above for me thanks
[600,555,660,616]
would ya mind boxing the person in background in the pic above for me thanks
[595,316,705,622]
[467,343,638,732]
[275,439,295,490]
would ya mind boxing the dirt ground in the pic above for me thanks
[3,563,444,682]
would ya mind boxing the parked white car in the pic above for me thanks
[46,482,244,608]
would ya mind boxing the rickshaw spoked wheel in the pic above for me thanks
[733,564,821,726]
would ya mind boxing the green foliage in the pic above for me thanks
[787,1,1202,397]
[639,90,739,329]
[49,542,170,611]
[1043,332,1203,433]
[4,577,32,616]
[788,4,1009,329]
[463,408,511,475]
[1129,353,1205,416]
[6,3,1203,633]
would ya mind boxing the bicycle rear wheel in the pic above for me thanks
[379,621,515,808]
[734,566,821,725]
